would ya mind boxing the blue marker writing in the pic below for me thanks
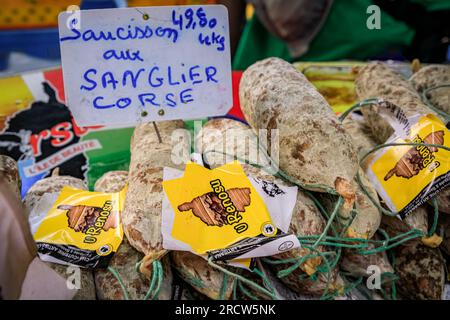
[103,49,144,62]
[139,93,160,107]
[180,88,194,104]
[80,68,97,91]
[123,68,145,88]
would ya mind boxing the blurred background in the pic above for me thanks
[0,0,448,76]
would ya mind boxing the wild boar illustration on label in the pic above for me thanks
[177,186,251,228]
[384,130,444,181]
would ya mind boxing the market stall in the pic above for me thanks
[0,1,449,303]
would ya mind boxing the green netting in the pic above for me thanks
[201,96,449,299]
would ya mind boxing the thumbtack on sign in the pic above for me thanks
[58,5,232,127]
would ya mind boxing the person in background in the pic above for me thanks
[232,0,450,70]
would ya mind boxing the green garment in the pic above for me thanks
[410,0,450,11]
[233,0,448,70]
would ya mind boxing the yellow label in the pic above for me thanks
[34,186,126,256]
[370,114,449,211]
[233,258,253,269]
[0,76,34,118]
[163,161,277,254]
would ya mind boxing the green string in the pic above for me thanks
[270,244,339,299]
[307,192,345,279]
[338,209,358,238]
[233,267,279,300]
[274,253,318,278]
[252,268,277,298]
[218,273,229,300]
[313,247,335,299]
[207,257,278,300]
[107,266,130,300]
[107,260,163,300]
[354,170,395,217]
[232,278,238,300]
[386,251,398,300]
[152,261,163,300]
[296,239,367,249]
[329,273,364,300]
[357,230,423,255]
[262,257,303,265]
[143,262,158,300]
[338,98,381,122]
[237,281,260,300]
[313,197,344,248]
[336,271,398,301]
[303,191,341,236]
[376,228,390,245]
[391,278,397,300]
[203,147,349,293]
[262,194,344,283]
[228,266,276,300]
[133,259,164,300]
[379,272,399,300]
[134,261,141,273]
[340,273,375,300]
[263,226,427,258]
[429,198,440,237]
[262,247,345,299]
[201,121,447,300]
[143,260,163,300]
[262,193,344,278]
[263,196,346,295]
[360,142,450,162]
[375,228,414,243]
[327,249,342,270]
[422,84,450,121]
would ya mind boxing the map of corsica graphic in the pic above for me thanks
[0,82,87,179]
[384,131,444,181]
[177,188,251,227]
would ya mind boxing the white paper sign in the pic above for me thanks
[58,6,232,127]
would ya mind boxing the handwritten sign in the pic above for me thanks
[58,6,232,127]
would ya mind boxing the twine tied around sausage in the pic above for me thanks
[202,149,346,278]
[200,98,447,299]
[228,268,277,300]
[201,108,447,299]
[201,148,379,299]
[106,259,163,300]
[166,255,277,300]
[207,257,278,300]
